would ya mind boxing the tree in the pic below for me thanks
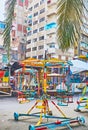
[3,0,16,62]
[57,0,87,52]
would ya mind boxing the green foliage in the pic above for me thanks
[57,0,86,51]
[3,0,16,60]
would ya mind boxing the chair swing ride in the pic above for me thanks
[14,58,85,130]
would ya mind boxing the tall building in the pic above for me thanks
[80,0,88,57]
[26,0,74,60]
[4,0,88,61]
[5,0,29,62]
[0,21,7,67]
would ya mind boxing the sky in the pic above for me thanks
[0,0,5,21]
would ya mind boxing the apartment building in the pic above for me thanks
[80,26,88,56]
[4,0,88,61]
[26,0,74,60]
[5,0,28,62]
[0,21,7,67]
[80,0,88,57]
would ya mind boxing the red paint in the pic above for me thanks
[36,127,48,130]
[55,121,61,124]
[70,120,78,124]
[44,73,47,79]
[18,0,23,6]
[25,0,28,6]
[0,71,5,78]
[17,24,22,32]
[23,26,27,33]
[77,101,80,104]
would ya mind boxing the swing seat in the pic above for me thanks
[36,105,45,109]
[80,97,88,102]
[85,104,88,109]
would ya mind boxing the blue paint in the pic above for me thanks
[44,22,57,30]
[0,21,6,29]
[28,15,32,19]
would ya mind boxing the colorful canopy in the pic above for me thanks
[79,55,88,60]
[20,58,67,68]
[70,59,88,74]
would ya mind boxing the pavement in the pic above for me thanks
[0,96,88,130]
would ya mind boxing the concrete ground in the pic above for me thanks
[0,96,88,130]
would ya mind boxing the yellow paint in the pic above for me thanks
[36,105,45,109]
[36,113,42,126]
[3,77,9,82]
[85,104,88,109]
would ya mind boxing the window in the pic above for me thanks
[39,27,44,31]
[32,47,37,51]
[11,52,18,60]
[33,20,38,25]
[27,31,32,36]
[28,20,32,26]
[29,7,32,11]
[39,36,44,40]
[38,55,43,59]
[34,12,38,17]
[40,8,45,14]
[27,48,31,52]
[49,44,55,48]
[21,44,25,51]
[34,3,39,8]
[38,45,44,50]
[33,38,37,42]
[40,0,45,5]
[24,20,27,23]
[39,17,45,22]
[27,40,31,44]
[33,56,37,58]
[33,29,38,34]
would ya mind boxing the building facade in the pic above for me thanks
[80,0,88,57]
[26,0,74,60]
[0,21,7,68]
[4,0,88,61]
[5,0,28,62]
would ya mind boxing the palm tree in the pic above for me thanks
[3,0,16,84]
[57,0,87,52]
[3,0,16,63]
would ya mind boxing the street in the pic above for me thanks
[0,96,88,130]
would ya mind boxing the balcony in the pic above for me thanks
[47,18,57,25]
[46,37,56,44]
[48,47,56,54]
[31,51,37,57]
[47,8,56,16]
[26,44,31,49]
[47,0,57,6]
[37,50,44,55]
[26,52,31,58]
[46,28,56,35]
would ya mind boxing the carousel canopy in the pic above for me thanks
[70,59,88,74]
[20,58,68,68]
